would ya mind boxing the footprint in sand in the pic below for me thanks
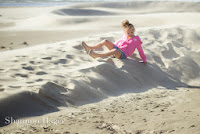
[53,75,65,78]
[29,61,42,65]
[8,85,21,88]
[22,66,35,71]
[1,46,6,49]
[36,71,47,75]
[22,41,28,46]
[15,73,28,78]
[54,59,68,64]
[0,85,4,92]
[26,81,35,84]
[11,59,19,62]
[66,54,74,59]
[16,55,27,58]
[35,78,43,82]
[29,61,35,64]
[57,49,66,53]
[42,57,52,60]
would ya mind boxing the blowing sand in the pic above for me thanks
[0,1,200,134]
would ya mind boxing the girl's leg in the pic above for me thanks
[89,49,121,59]
[82,40,114,53]
[91,40,114,50]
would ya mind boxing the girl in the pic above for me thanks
[82,20,147,63]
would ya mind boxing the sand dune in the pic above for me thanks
[0,1,200,133]
[1,25,200,127]
[70,1,200,12]
[52,8,117,16]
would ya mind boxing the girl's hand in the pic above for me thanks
[139,61,147,64]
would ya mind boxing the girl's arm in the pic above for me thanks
[135,36,147,62]
[137,44,147,62]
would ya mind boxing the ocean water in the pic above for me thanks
[0,0,199,6]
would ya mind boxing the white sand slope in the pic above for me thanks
[0,1,200,132]
[0,25,200,126]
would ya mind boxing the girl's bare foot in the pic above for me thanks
[88,50,97,59]
[82,42,91,53]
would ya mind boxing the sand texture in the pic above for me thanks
[0,1,200,134]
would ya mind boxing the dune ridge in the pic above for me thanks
[69,1,200,12]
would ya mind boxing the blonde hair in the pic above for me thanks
[121,20,135,31]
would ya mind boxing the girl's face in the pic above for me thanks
[124,27,135,38]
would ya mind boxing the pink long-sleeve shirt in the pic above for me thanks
[115,35,147,62]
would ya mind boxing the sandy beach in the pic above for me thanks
[0,1,200,134]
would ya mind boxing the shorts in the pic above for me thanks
[113,45,127,59]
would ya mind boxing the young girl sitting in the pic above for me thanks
[82,20,147,63]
